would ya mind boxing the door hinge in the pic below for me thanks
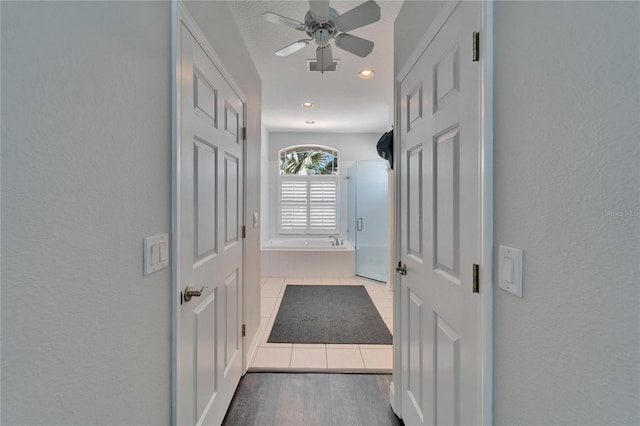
[242,127,247,140]
[242,225,246,239]
[242,324,246,337]
[473,264,480,293]
[472,32,480,62]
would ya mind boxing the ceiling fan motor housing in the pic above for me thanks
[304,8,339,47]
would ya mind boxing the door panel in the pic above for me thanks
[434,127,459,279]
[399,2,481,425]
[434,46,459,113]
[194,292,217,421]
[225,154,239,245]
[436,316,460,426]
[408,85,423,130]
[224,270,239,374]
[406,290,425,422]
[407,145,423,260]
[177,13,244,425]
[195,141,217,260]
[224,102,239,141]
[193,68,217,126]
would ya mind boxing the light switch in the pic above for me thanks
[498,245,523,297]
[159,241,168,262]
[253,212,259,228]
[144,233,169,276]
[502,257,514,283]
[150,244,159,266]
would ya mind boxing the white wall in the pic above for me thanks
[260,126,270,244]
[393,0,445,74]
[2,2,172,423]
[492,2,639,423]
[264,131,383,241]
[1,1,262,423]
[394,1,640,424]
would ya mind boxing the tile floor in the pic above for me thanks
[250,276,394,372]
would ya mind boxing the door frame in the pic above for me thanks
[391,0,493,423]
[170,2,248,424]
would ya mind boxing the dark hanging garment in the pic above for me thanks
[376,129,393,169]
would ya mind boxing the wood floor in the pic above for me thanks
[223,373,403,426]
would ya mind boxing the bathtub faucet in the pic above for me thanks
[328,235,339,246]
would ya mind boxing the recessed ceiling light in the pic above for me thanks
[305,120,315,124]
[302,102,314,108]
[358,69,375,79]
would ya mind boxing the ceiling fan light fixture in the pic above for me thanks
[307,59,339,72]
[359,69,375,79]
[302,102,314,108]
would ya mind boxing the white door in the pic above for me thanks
[175,9,245,425]
[397,1,489,424]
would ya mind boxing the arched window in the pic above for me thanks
[278,145,339,234]
[279,146,338,175]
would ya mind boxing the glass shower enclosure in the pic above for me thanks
[347,160,389,282]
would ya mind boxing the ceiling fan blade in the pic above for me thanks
[275,40,311,57]
[262,12,306,31]
[316,44,334,71]
[309,0,330,23]
[334,0,381,32]
[334,33,374,58]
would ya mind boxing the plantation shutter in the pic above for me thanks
[280,179,308,231]
[279,176,338,234]
[309,179,337,230]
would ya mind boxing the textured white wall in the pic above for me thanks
[264,131,383,240]
[260,126,270,244]
[1,1,262,423]
[183,0,263,379]
[492,2,639,424]
[394,1,640,424]
[1,2,172,423]
[393,0,445,74]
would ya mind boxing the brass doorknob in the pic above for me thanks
[184,285,207,302]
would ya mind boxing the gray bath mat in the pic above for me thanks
[267,285,392,345]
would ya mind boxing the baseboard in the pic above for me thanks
[247,367,393,374]
[390,380,399,415]
[244,324,263,373]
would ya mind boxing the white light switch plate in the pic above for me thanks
[498,245,523,297]
[144,233,169,276]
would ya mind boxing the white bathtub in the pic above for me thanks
[261,237,355,277]
[262,237,353,251]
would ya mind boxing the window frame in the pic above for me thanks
[279,145,338,176]
[277,145,340,235]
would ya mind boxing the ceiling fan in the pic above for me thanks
[262,0,381,72]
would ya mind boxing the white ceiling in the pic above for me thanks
[227,0,403,133]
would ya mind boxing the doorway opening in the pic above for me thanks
[250,276,393,371]
[254,136,393,371]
